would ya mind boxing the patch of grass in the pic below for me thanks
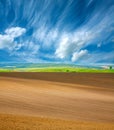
[0,69,13,72]
[0,67,114,73]
[0,114,114,130]
[17,67,114,73]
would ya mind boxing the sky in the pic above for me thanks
[0,0,114,64]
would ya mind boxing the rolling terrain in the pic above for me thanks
[0,73,114,129]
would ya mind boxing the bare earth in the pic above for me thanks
[0,73,114,130]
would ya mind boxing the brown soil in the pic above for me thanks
[0,73,114,129]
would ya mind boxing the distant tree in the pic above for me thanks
[66,70,69,72]
[109,66,112,70]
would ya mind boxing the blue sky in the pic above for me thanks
[0,0,114,64]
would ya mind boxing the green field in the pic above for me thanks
[0,67,114,73]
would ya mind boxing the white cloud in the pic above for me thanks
[55,34,80,59]
[55,30,93,60]
[0,27,26,50]
[0,35,13,49]
[5,27,26,38]
[71,50,88,62]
